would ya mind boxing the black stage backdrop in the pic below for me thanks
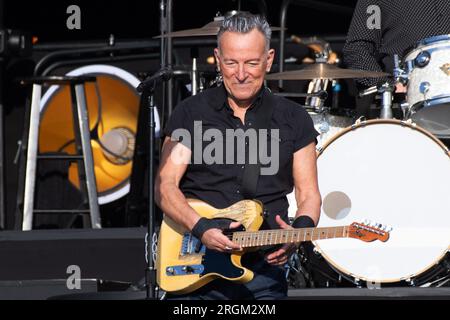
[4,0,356,42]
[0,0,357,230]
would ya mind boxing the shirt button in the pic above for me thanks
[236,190,240,194]
[241,165,245,169]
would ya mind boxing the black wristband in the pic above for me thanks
[292,215,315,228]
[191,217,231,239]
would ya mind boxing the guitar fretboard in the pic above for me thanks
[232,226,349,248]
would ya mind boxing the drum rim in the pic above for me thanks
[417,34,450,47]
[405,34,450,55]
[313,245,450,284]
[317,119,450,157]
[314,118,450,283]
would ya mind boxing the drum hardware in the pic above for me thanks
[290,35,340,65]
[286,251,309,289]
[394,54,409,85]
[191,57,198,95]
[359,82,395,119]
[379,83,394,119]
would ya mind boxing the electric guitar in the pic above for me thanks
[156,199,390,294]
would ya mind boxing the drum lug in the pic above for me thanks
[353,117,366,129]
[400,102,409,118]
[400,119,414,127]
[419,82,431,95]
[415,51,431,68]
[353,277,362,288]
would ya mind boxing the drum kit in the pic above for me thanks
[160,16,450,288]
[279,35,450,288]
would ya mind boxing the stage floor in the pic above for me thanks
[0,228,448,300]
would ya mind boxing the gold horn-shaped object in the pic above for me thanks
[38,65,160,204]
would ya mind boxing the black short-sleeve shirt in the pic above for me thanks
[163,85,318,229]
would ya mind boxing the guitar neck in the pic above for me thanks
[232,226,349,248]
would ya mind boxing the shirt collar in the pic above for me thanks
[213,84,266,112]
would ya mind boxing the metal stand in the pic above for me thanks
[135,69,174,300]
[359,82,394,119]
[145,90,158,300]
[379,83,394,119]
[0,0,6,229]
[18,76,101,230]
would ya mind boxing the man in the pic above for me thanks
[343,0,450,118]
[155,12,321,300]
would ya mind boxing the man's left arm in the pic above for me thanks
[265,141,321,266]
[291,141,321,225]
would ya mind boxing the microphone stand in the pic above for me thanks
[136,69,173,300]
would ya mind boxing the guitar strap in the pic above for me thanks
[241,88,275,199]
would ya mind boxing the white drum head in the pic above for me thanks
[294,120,450,283]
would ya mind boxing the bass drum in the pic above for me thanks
[288,119,450,286]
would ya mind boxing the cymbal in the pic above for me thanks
[155,17,284,38]
[265,63,391,80]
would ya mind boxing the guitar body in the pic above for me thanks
[156,199,390,294]
[156,199,264,295]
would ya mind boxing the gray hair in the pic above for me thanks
[217,12,271,51]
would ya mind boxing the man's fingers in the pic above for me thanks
[228,221,241,230]
[217,230,241,250]
[275,215,291,229]
[266,247,287,261]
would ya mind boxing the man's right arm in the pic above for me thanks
[155,137,200,231]
[155,137,241,252]
[343,0,385,88]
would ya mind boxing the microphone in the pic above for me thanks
[137,68,173,93]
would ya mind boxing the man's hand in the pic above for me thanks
[200,221,242,253]
[395,83,407,93]
[265,215,298,266]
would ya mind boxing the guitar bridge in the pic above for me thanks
[166,265,204,276]
[181,232,206,255]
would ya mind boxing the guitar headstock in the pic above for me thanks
[348,221,391,242]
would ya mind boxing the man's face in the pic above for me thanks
[214,29,274,105]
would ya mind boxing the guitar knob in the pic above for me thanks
[167,267,175,275]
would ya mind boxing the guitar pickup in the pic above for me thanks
[166,265,204,276]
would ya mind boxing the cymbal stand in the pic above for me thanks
[190,47,199,96]
[191,58,198,95]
